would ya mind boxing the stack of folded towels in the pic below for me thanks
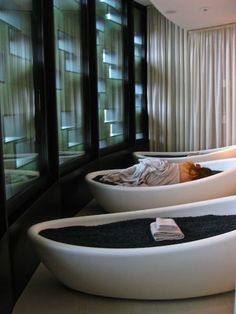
[150,218,184,241]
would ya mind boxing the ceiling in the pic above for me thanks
[135,0,151,5]
[1,0,235,30]
[139,0,236,30]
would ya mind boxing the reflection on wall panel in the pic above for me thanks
[96,0,126,149]
[54,0,85,165]
[0,2,40,200]
[134,6,146,140]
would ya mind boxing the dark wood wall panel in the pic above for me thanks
[9,183,60,302]
[0,1,148,311]
[0,233,13,314]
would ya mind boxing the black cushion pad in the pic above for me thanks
[39,215,236,248]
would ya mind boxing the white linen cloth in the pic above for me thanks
[100,158,180,186]
[150,218,185,241]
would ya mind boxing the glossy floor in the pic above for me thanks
[13,263,235,314]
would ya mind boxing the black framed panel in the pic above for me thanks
[0,1,149,311]
[133,2,148,150]
[0,75,13,314]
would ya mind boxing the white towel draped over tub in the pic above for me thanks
[100,158,180,186]
[150,218,185,241]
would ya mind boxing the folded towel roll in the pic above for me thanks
[150,218,184,241]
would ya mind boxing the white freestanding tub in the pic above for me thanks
[133,145,236,163]
[85,158,236,212]
[28,195,236,300]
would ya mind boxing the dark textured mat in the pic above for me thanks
[39,215,236,248]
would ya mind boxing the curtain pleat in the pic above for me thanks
[147,6,236,151]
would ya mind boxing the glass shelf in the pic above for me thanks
[3,114,27,142]
[109,122,122,136]
[58,30,74,53]
[134,35,143,45]
[135,84,143,95]
[61,111,75,129]
[65,53,81,73]
[134,45,144,58]
[4,136,25,143]
[99,0,121,10]
[104,109,117,123]
[134,6,146,141]
[98,79,106,93]
[96,0,125,149]
[54,0,85,164]
[105,13,122,24]
[96,18,105,32]
[68,128,83,148]
[108,65,123,79]
[103,49,117,65]
[16,155,37,168]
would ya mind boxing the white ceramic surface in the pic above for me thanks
[134,145,236,163]
[28,195,236,300]
[86,158,236,212]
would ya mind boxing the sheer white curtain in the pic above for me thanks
[188,25,236,149]
[147,6,236,151]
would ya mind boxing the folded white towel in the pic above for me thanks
[150,218,184,241]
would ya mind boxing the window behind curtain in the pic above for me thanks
[0,1,40,200]
[96,0,126,149]
[53,0,85,165]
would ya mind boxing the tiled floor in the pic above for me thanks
[13,201,236,314]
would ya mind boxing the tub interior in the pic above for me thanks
[39,214,236,249]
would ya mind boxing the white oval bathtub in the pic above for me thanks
[28,195,236,300]
[134,144,236,163]
[85,158,236,212]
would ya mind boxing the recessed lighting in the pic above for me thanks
[200,7,210,12]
